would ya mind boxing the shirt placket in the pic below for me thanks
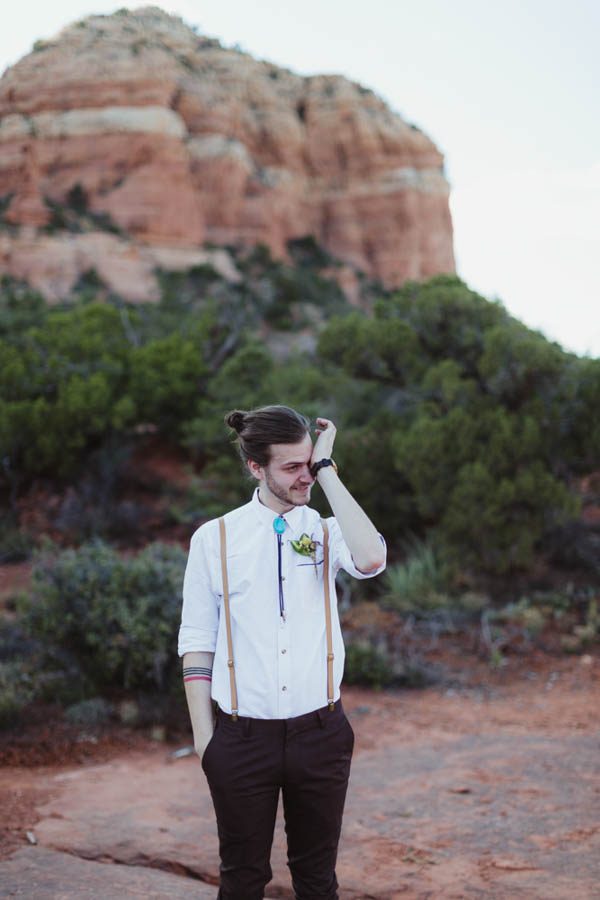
[277,533,292,717]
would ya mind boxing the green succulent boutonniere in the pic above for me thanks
[290,533,322,576]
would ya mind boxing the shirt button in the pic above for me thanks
[281,649,287,654]
[282,686,287,691]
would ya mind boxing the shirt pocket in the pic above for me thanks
[292,552,327,611]
[221,552,253,600]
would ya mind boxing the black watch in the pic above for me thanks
[310,458,338,478]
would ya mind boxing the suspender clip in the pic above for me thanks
[231,710,239,722]
[328,700,335,711]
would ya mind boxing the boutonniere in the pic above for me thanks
[290,533,322,577]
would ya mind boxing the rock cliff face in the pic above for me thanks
[0,6,455,299]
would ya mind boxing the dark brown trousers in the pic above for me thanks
[201,699,354,900]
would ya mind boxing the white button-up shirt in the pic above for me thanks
[178,488,386,719]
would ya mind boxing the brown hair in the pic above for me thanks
[224,405,311,467]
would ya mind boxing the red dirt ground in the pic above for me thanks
[1,650,598,898]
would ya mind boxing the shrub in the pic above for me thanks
[343,643,394,689]
[343,640,436,689]
[20,541,186,693]
[382,541,448,614]
[0,660,35,728]
[64,697,113,726]
[0,276,47,338]
[0,622,80,726]
[0,513,35,563]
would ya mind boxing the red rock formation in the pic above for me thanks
[0,6,455,299]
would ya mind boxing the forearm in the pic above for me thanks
[317,468,385,572]
[182,651,215,754]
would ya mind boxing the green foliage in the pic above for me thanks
[129,331,208,432]
[287,235,333,269]
[0,513,35,563]
[0,660,35,728]
[0,277,48,338]
[379,275,508,369]
[343,642,395,689]
[318,312,421,384]
[64,697,112,726]
[182,341,275,459]
[490,597,547,635]
[264,264,346,329]
[52,441,148,544]
[438,460,576,573]
[0,287,241,484]
[318,276,592,575]
[234,242,348,330]
[0,299,133,479]
[20,541,186,693]
[562,357,600,472]
[43,189,123,236]
[0,249,597,586]
[343,639,435,688]
[382,541,448,613]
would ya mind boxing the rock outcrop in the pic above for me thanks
[0,6,455,299]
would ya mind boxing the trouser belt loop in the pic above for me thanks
[316,707,327,728]
[242,716,252,737]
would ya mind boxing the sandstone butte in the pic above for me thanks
[0,6,455,302]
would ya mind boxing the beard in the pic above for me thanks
[264,468,312,507]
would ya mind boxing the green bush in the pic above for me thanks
[1,256,598,591]
[0,513,35,563]
[382,541,449,614]
[343,641,436,689]
[343,642,395,689]
[0,660,35,728]
[318,276,592,575]
[0,277,48,338]
[65,697,113,726]
[0,301,135,480]
[52,442,147,544]
[20,541,186,693]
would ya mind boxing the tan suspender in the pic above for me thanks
[219,517,239,720]
[217,516,335,717]
[320,519,335,710]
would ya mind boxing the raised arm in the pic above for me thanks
[311,418,385,573]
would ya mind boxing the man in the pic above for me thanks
[179,405,386,900]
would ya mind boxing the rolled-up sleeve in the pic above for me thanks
[178,524,219,656]
[326,517,387,580]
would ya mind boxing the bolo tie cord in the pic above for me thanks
[277,532,285,619]
[273,516,287,619]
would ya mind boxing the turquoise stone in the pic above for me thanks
[273,516,286,534]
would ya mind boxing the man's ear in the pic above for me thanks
[247,458,263,480]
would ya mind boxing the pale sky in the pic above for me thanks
[2,0,599,357]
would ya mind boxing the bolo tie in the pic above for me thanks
[272,516,287,619]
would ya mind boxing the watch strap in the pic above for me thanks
[310,458,338,478]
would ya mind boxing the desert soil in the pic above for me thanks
[0,652,599,899]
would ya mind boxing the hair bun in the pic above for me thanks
[225,410,246,433]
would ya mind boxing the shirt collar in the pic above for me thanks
[251,487,305,532]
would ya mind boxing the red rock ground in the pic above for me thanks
[1,652,598,899]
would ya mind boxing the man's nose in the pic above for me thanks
[299,464,314,483]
